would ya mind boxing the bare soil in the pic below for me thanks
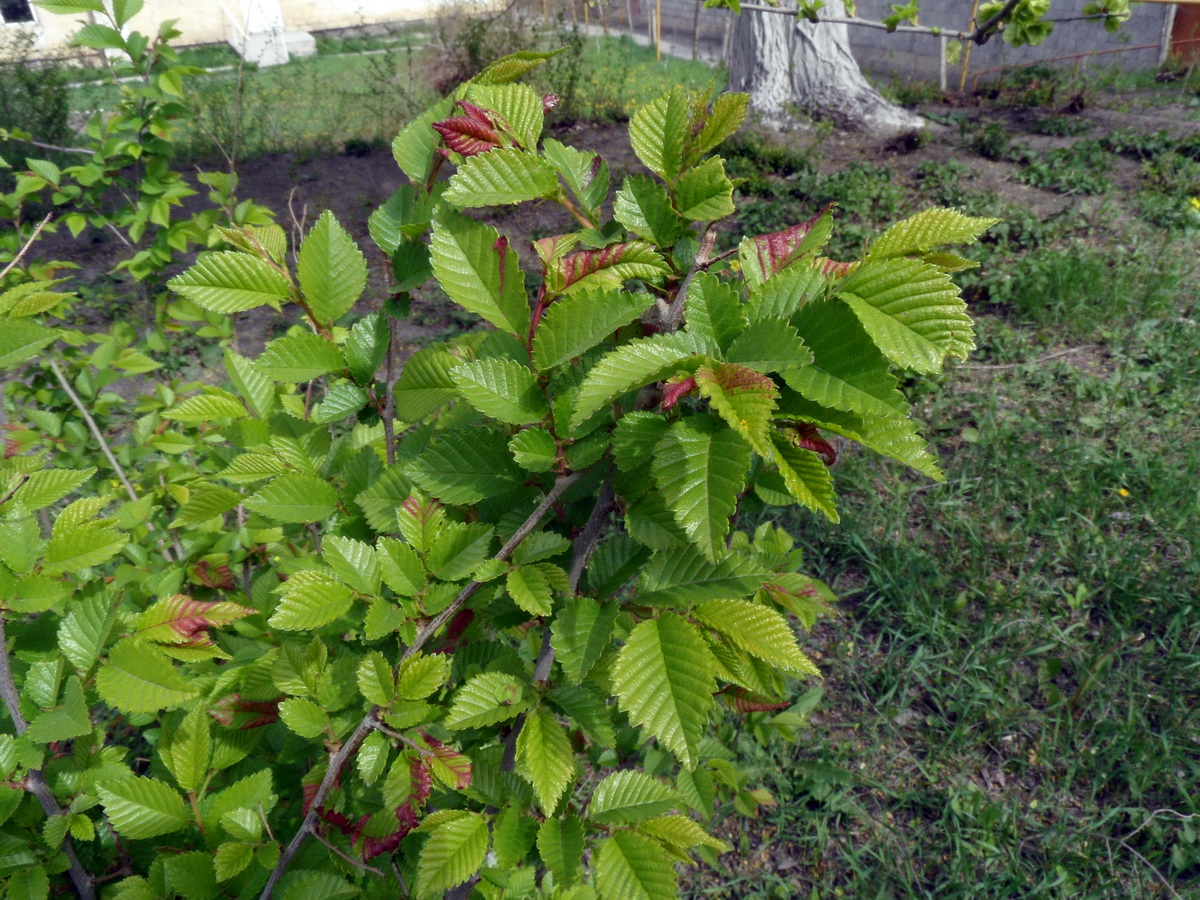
[37,91,1199,360]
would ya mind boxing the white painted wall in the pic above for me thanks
[8,0,504,61]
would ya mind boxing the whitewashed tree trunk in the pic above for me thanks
[729,0,924,134]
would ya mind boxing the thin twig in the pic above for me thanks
[0,213,52,282]
[970,0,1022,44]
[659,228,718,332]
[1102,834,1182,900]
[1124,809,1198,842]
[734,1,1113,44]
[0,473,31,508]
[46,356,139,506]
[46,355,175,563]
[10,136,93,156]
[309,829,385,876]
[383,315,399,466]
[0,618,96,900]
[259,472,580,900]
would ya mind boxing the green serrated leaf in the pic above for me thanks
[684,273,744,351]
[772,436,838,523]
[590,770,678,825]
[97,778,189,840]
[596,831,677,900]
[508,427,558,472]
[396,653,449,700]
[695,92,749,157]
[516,708,575,813]
[169,482,242,527]
[377,537,425,596]
[297,210,367,324]
[256,332,345,382]
[311,383,369,423]
[42,522,128,575]
[551,597,617,684]
[244,473,337,523]
[637,546,769,606]
[410,427,523,505]
[695,364,778,458]
[492,808,538,868]
[164,706,211,793]
[168,252,290,313]
[652,416,751,562]
[444,672,530,730]
[451,357,547,425]
[24,677,91,744]
[394,346,459,421]
[469,48,561,85]
[612,612,716,770]
[868,208,1000,261]
[9,467,93,511]
[96,639,198,713]
[838,259,974,373]
[550,682,616,747]
[224,350,275,418]
[570,331,709,431]
[268,571,353,631]
[357,651,395,706]
[533,289,654,372]
[393,98,454,183]
[0,320,58,369]
[278,697,327,738]
[415,811,488,900]
[614,175,681,247]
[675,156,735,220]
[695,598,820,676]
[162,388,247,423]
[746,265,827,322]
[430,208,529,337]
[506,563,562,617]
[629,87,691,181]
[324,535,382,595]
[538,815,585,886]
[443,148,557,207]
[639,814,731,853]
[786,297,908,417]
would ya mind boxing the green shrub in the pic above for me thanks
[0,8,998,897]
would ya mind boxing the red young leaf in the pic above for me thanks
[786,423,837,466]
[136,594,255,648]
[725,690,790,714]
[409,755,433,805]
[210,694,281,730]
[318,807,367,841]
[542,93,559,113]
[552,241,666,294]
[432,100,504,157]
[190,560,236,590]
[814,257,857,278]
[421,734,473,790]
[661,376,698,411]
[749,204,833,278]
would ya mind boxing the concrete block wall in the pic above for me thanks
[848,0,1170,81]
[590,0,1172,83]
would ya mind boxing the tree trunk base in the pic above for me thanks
[729,0,925,136]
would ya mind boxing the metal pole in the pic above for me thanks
[939,33,947,90]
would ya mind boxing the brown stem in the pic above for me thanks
[259,472,580,900]
[0,617,96,900]
[383,316,399,466]
[0,474,31,508]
